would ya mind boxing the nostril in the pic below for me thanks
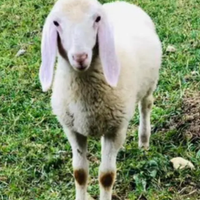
[80,53,87,60]
[73,53,88,62]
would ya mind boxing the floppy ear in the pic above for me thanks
[39,14,57,92]
[98,15,120,87]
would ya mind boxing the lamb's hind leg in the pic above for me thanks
[64,128,88,200]
[138,93,154,149]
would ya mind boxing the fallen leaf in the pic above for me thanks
[191,71,198,75]
[0,177,8,181]
[170,157,195,170]
[16,49,26,57]
[166,45,176,52]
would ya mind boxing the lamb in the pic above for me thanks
[39,0,162,199]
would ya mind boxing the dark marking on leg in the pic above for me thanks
[77,149,82,155]
[141,134,148,143]
[74,169,87,186]
[100,172,115,189]
[75,132,87,150]
[147,102,152,109]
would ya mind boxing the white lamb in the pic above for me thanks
[39,0,162,199]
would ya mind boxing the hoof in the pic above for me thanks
[87,193,94,200]
[138,141,149,150]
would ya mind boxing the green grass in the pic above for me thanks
[0,0,200,199]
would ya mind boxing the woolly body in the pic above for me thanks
[51,1,162,138]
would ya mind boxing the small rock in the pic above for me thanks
[166,45,176,52]
[170,157,195,170]
[16,49,26,57]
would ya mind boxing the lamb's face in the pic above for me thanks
[53,0,102,71]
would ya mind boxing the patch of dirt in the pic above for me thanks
[160,91,200,143]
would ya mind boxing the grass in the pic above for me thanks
[0,0,199,199]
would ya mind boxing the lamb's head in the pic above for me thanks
[54,0,102,71]
[39,0,120,92]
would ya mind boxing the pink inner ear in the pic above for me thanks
[98,16,120,87]
[39,15,58,92]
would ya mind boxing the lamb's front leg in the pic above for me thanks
[99,128,127,200]
[64,128,88,200]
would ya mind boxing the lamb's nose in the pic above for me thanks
[72,53,88,63]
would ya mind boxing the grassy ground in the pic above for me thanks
[0,0,200,199]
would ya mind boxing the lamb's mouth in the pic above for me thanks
[73,64,89,72]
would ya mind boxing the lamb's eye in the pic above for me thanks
[53,21,59,26]
[95,16,101,23]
